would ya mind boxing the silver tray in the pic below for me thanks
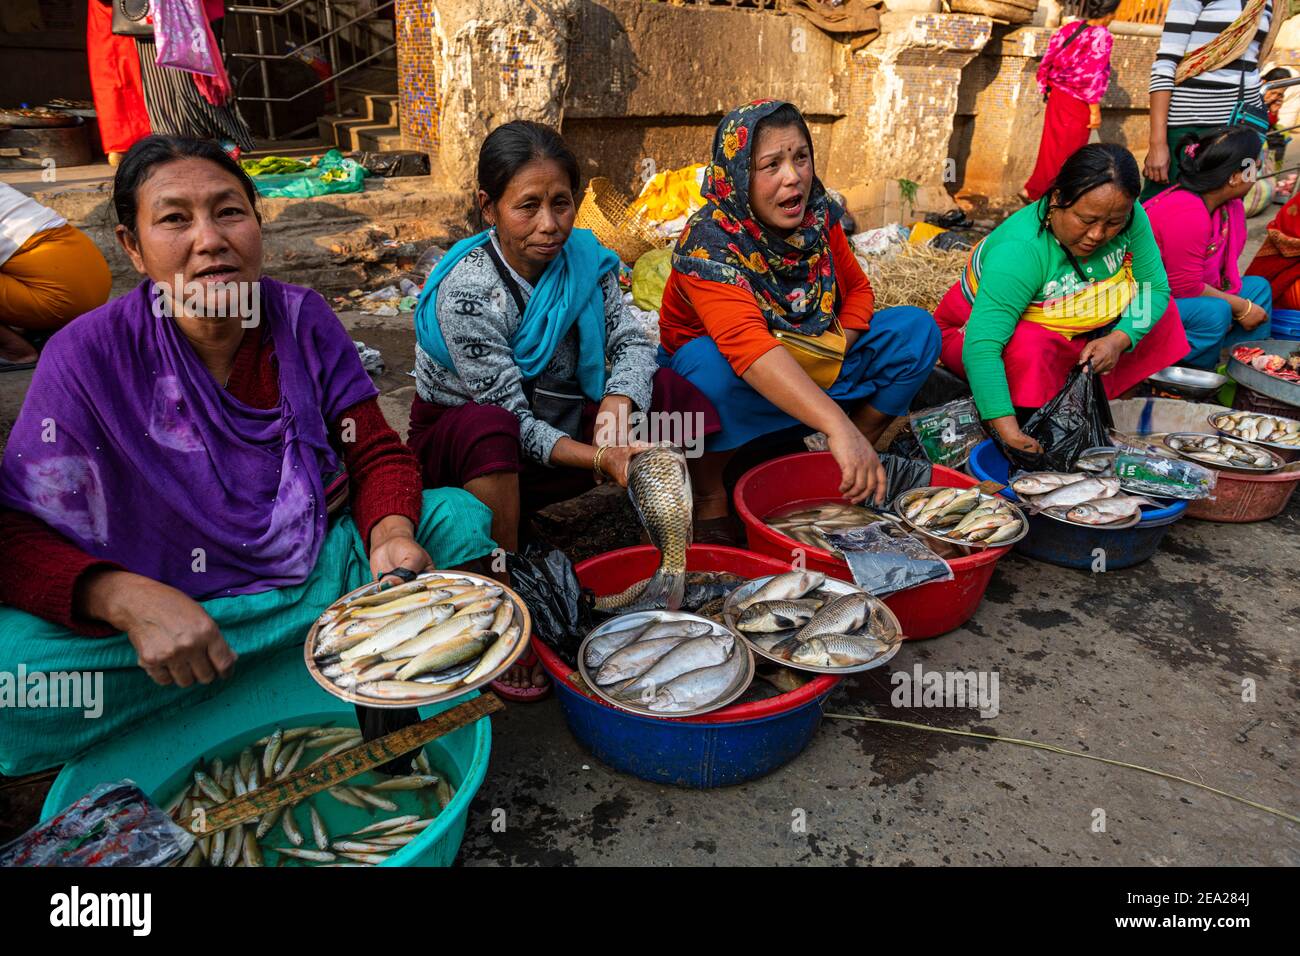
[1207,411,1300,460]
[892,486,1029,550]
[1034,504,1143,531]
[1227,339,1300,408]
[305,570,531,710]
[721,576,903,675]
[1147,365,1228,399]
[1162,431,1285,474]
[577,610,755,719]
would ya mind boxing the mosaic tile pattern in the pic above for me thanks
[395,0,442,154]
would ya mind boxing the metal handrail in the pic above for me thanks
[227,0,396,140]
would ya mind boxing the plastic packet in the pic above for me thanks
[909,398,984,468]
[505,544,594,669]
[1114,452,1217,500]
[878,452,933,502]
[822,523,954,597]
[0,781,194,867]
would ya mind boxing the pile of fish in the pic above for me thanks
[1166,433,1278,471]
[898,487,1024,544]
[583,614,749,714]
[595,446,693,612]
[161,724,454,867]
[1210,411,1300,448]
[1011,473,1155,526]
[1233,345,1300,383]
[764,501,893,552]
[312,573,524,702]
[728,571,898,670]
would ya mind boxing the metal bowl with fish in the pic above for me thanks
[578,610,755,719]
[1163,432,1284,474]
[1208,410,1300,462]
[1009,472,1154,530]
[305,571,531,710]
[893,486,1030,549]
[722,572,902,675]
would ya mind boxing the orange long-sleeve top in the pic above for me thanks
[658,221,874,376]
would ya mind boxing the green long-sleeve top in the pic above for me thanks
[961,200,1171,420]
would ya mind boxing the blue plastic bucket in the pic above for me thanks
[968,439,1187,570]
[543,644,833,789]
[41,646,492,867]
[1272,308,1300,341]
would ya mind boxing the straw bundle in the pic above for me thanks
[858,243,969,313]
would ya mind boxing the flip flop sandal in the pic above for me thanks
[490,647,551,702]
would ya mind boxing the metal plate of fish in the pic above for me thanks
[1163,431,1284,474]
[304,571,531,710]
[892,486,1029,550]
[722,575,903,675]
[1034,503,1142,530]
[1207,411,1300,458]
[577,611,755,719]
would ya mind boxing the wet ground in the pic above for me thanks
[455,493,1297,866]
[1,259,1297,866]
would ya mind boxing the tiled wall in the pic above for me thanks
[395,0,442,154]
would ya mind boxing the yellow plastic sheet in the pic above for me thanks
[630,164,706,223]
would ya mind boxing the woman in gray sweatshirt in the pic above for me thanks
[408,121,718,696]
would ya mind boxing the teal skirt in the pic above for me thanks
[0,489,494,776]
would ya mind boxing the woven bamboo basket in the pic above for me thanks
[575,176,667,264]
[948,0,1035,21]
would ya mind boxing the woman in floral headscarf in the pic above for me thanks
[657,100,940,540]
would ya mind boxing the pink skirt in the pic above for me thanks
[934,282,1190,409]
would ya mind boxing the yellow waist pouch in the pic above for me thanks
[772,319,846,390]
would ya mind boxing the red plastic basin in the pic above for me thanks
[536,544,839,724]
[1185,465,1300,522]
[733,452,1009,640]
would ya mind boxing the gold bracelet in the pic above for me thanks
[592,444,610,482]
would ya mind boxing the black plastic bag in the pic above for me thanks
[347,150,431,178]
[878,452,933,502]
[1002,363,1113,473]
[505,544,593,669]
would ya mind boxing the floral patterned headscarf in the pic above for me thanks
[672,99,844,336]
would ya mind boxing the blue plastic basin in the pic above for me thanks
[41,645,492,867]
[968,439,1186,570]
[1272,308,1300,341]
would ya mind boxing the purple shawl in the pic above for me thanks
[0,278,377,599]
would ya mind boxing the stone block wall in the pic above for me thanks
[954,27,1157,211]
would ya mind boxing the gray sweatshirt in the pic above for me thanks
[414,236,657,465]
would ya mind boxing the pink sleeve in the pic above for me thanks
[1037,28,1064,95]
[1224,200,1247,293]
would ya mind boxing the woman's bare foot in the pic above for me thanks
[0,325,38,364]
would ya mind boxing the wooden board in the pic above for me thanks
[190,694,503,835]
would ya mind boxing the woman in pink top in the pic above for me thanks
[1021,0,1120,203]
[1144,126,1271,369]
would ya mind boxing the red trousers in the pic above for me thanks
[1024,89,1091,201]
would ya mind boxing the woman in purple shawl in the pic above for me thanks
[0,137,494,774]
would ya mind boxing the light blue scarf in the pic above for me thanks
[413,228,620,401]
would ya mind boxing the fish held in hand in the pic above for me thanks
[596,447,693,611]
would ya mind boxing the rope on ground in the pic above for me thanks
[823,712,1299,825]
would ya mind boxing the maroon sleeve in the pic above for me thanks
[0,509,123,636]
[336,398,423,549]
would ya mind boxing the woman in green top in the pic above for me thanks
[935,144,1189,454]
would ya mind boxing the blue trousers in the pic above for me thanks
[658,305,941,453]
[1176,275,1273,370]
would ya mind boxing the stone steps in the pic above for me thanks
[318,93,402,153]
